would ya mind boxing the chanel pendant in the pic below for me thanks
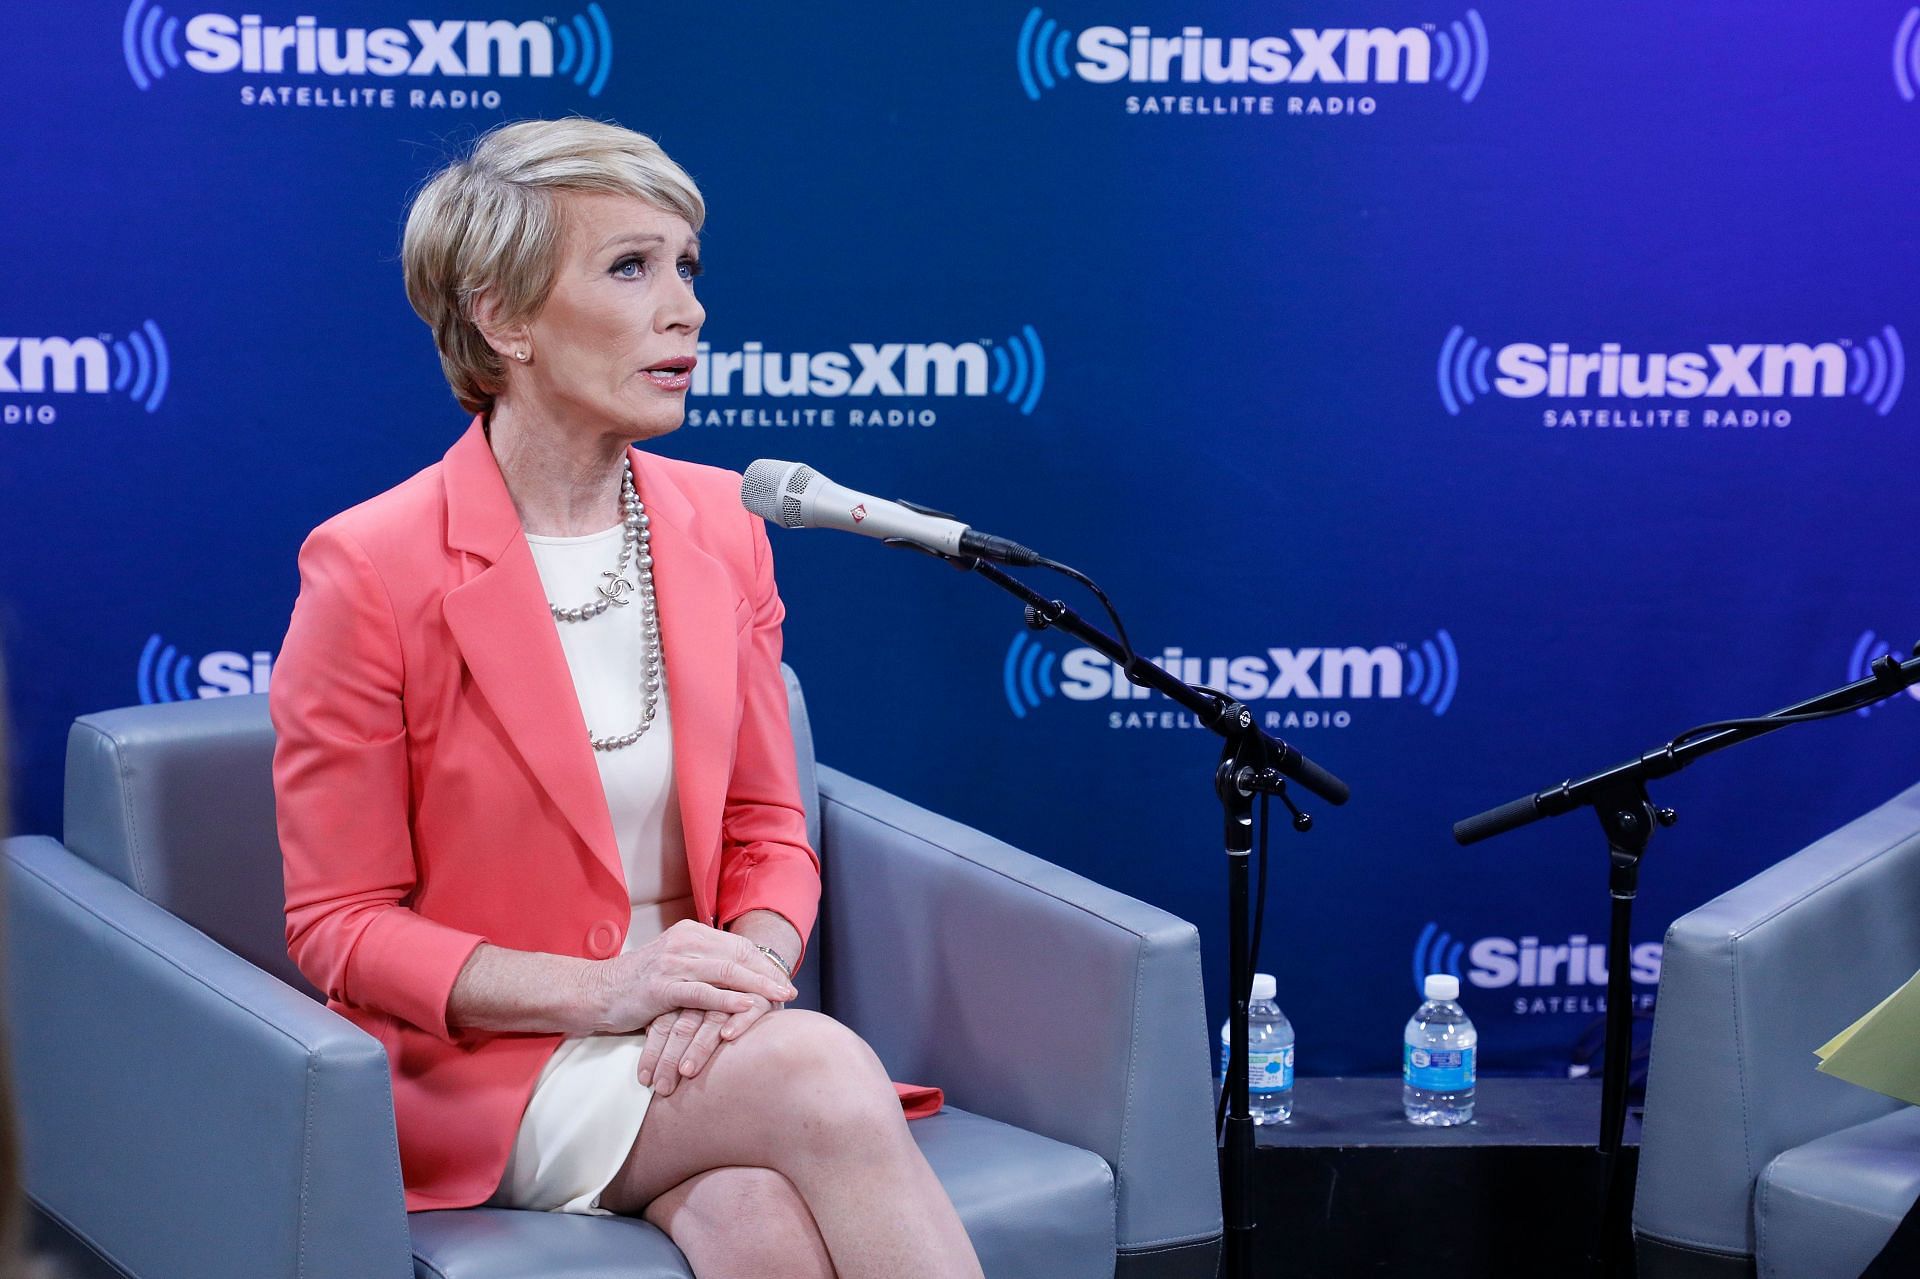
[596,572,634,604]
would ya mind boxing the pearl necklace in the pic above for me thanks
[546,456,662,752]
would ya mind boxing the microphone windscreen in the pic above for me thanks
[1452,793,1542,845]
[741,460,814,527]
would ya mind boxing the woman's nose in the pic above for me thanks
[659,277,705,332]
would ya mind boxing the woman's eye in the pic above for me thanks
[613,257,644,279]
[679,258,703,282]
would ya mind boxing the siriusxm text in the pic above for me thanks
[694,341,990,398]
[1467,935,1661,989]
[1061,645,1403,700]
[0,338,108,394]
[1495,342,1848,399]
[182,15,554,77]
[1076,25,1433,85]
[198,651,275,696]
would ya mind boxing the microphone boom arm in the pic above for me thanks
[1453,648,1920,845]
[957,555,1351,806]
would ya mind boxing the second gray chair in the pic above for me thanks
[1635,779,1920,1278]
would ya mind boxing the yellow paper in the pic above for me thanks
[1816,968,1920,1107]
[1816,983,1908,1060]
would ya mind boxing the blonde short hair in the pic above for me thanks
[402,118,705,414]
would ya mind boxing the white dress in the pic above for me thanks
[484,521,694,1215]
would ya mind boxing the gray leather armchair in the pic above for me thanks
[5,665,1222,1279]
[1635,780,1920,1278]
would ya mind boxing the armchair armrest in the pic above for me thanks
[814,767,1222,1256]
[4,835,413,1279]
[1634,780,1920,1260]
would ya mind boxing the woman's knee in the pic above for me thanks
[742,1010,885,1085]
[740,1010,904,1144]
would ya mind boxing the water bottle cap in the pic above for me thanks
[1251,973,1277,1002]
[1424,974,1460,1002]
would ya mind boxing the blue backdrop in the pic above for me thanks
[4,1,1918,1078]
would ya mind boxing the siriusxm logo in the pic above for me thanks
[1003,629,1459,723]
[1412,923,1662,995]
[1,322,170,419]
[1438,325,1906,419]
[1846,630,1920,717]
[1015,7,1488,103]
[122,1,612,96]
[138,634,274,704]
[686,328,1046,428]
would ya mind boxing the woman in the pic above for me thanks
[270,117,984,1278]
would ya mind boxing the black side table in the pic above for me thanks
[1224,1076,1642,1278]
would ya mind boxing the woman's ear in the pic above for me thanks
[470,290,532,365]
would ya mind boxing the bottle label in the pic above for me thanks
[1223,1041,1294,1095]
[1404,1043,1475,1092]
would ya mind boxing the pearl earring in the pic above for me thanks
[513,349,529,363]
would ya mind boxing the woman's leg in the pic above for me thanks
[642,1167,834,1279]
[598,1009,983,1279]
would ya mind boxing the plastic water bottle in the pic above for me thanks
[1404,973,1476,1126]
[1218,972,1294,1124]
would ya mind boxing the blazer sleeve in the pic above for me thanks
[271,522,487,1043]
[715,514,823,971]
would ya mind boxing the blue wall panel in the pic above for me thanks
[4,2,1917,1077]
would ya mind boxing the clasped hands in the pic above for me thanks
[595,917,798,1096]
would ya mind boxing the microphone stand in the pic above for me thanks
[939,552,1350,1279]
[1452,649,1920,1279]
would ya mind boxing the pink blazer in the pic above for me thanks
[271,417,936,1212]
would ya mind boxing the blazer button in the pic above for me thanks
[587,920,620,958]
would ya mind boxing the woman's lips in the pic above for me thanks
[641,354,696,392]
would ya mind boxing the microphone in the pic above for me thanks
[740,460,1043,566]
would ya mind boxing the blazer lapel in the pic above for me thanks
[630,445,737,926]
[439,419,625,894]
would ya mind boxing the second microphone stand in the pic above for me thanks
[1454,647,1920,1277]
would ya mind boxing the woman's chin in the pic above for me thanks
[622,404,686,441]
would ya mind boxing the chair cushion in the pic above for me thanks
[408,1105,1114,1279]
[1756,1105,1920,1279]
[913,1106,1116,1279]
[410,1208,691,1279]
